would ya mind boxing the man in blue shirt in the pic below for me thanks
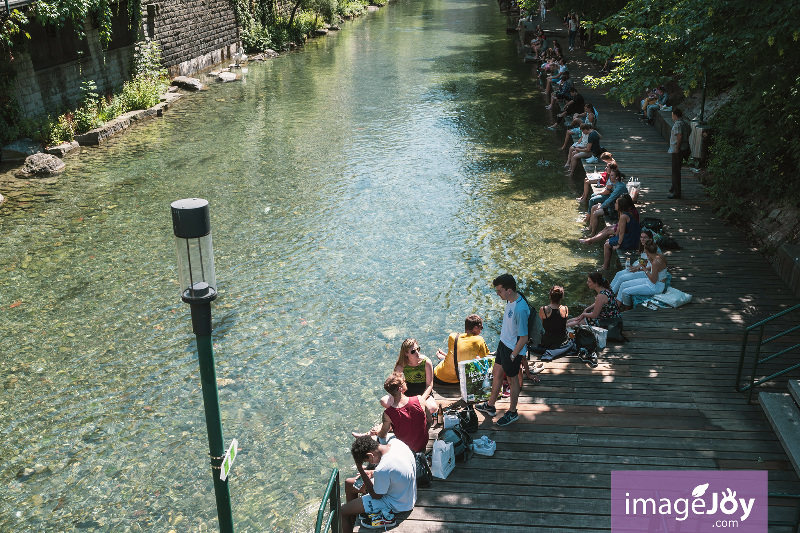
[476,274,529,426]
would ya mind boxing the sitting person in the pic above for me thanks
[433,314,490,385]
[566,271,621,328]
[579,193,638,246]
[617,241,668,310]
[383,339,437,425]
[546,72,573,109]
[538,285,569,349]
[601,194,641,270]
[340,436,416,532]
[610,230,658,293]
[543,58,568,93]
[546,87,584,130]
[644,86,670,124]
[582,164,627,236]
[567,123,603,175]
[558,101,597,149]
[576,151,614,202]
[377,373,430,452]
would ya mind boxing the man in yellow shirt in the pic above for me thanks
[433,314,490,385]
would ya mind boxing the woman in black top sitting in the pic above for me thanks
[539,285,569,348]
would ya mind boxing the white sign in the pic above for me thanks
[219,438,238,481]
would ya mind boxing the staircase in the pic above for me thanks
[761,380,800,475]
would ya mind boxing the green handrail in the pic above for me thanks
[735,303,800,403]
[315,469,341,533]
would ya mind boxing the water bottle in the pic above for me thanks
[625,257,631,270]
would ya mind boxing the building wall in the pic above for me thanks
[143,0,241,77]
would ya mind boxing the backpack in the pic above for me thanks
[655,233,681,250]
[574,325,598,353]
[415,451,432,488]
[641,217,664,233]
[439,427,473,462]
[518,293,543,352]
[443,404,479,433]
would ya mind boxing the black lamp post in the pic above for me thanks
[170,198,234,533]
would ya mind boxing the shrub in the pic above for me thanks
[120,75,166,112]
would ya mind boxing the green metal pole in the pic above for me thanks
[190,301,234,533]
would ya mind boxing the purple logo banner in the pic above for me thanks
[611,470,767,532]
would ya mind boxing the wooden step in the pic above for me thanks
[760,392,800,475]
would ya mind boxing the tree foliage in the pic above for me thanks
[581,0,800,215]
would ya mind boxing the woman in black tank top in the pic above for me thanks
[539,285,569,349]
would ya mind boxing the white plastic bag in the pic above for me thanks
[443,414,460,429]
[589,326,607,349]
[431,439,455,479]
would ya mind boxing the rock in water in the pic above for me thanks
[218,72,238,82]
[171,76,206,91]
[2,138,42,162]
[17,153,66,177]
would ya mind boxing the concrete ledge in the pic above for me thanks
[760,391,800,475]
[653,109,674,143]
[775,244,800,298]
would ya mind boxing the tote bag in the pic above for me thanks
[431,439,455,479]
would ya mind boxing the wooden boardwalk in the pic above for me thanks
[383,11,800,533]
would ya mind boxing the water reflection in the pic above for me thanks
[0,0,597,529]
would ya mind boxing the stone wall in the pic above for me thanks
[12,23,135,117]
[143,0,241,77]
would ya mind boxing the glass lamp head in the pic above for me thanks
[171,198,217,303]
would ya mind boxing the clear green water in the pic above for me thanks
[0,0,598,530]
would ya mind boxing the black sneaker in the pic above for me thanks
[475,402,497,417]
[589,354,599,368]
[497,410,519,426]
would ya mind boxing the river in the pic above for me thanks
[0,0,597,529]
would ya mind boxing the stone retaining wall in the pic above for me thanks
[12,23,134,117]
[144,0,241,77]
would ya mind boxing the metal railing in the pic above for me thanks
[735,303,800,403]
[314,469,341,533]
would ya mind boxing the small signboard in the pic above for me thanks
[219,438,238,481]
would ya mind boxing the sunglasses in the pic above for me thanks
[409,348,419,354]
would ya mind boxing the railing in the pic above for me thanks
[735,303,800,403]
[315,468,341,533]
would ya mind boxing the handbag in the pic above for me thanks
[597,316,627,342]
[415,451,432,487]
[430,439,455,479]
[588,326,607,349]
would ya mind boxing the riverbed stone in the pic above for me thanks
[45,141,80,158]
[218,71,238,82]
[2,138,42,162]
[16,153,66,177]
[172,76,205,91]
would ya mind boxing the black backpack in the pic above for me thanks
[574,325,598,353]
[415,451,432,488]
[518,293,543,352]
[443,404,479,433]
[439,427,473,462]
